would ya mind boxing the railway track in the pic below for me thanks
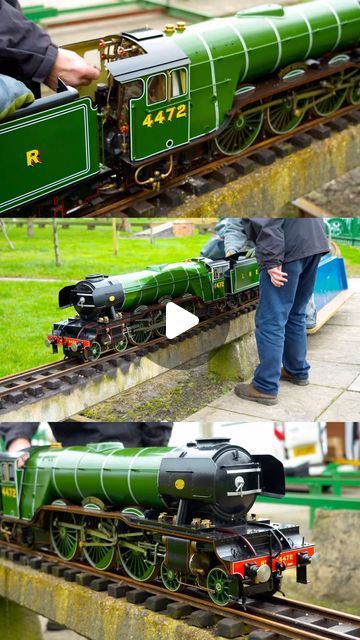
[0,294,257,411]
[70,105,360,218]
[1,540,359,640]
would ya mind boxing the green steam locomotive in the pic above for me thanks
[0,439,315,604]
[47,254,259,361]
[0,0,359,215]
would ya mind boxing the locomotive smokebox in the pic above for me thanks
[158,438,285,523]
[59,275,125,321]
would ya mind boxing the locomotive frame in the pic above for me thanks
[0,439,315,606]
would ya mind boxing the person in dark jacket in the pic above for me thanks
[229,219,329,405]
[0,0,100,92]
[0,422,173,456]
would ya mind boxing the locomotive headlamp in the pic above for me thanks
[245,563,271,583]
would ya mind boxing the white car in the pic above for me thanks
[170,422,327,476]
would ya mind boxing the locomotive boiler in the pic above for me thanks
[0,439,315,604]
[0,0,359,215]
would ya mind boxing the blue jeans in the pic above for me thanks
[253,255,321,396]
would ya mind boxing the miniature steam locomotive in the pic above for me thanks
[0,439,315,604]
[1,0,359,215]
[47,253,259,361]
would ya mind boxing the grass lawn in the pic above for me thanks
[0,223,212,279]
[0,224,212,376]
[337,242,360,277]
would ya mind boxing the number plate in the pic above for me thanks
[293,444,317,457]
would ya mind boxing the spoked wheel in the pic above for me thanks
[347,78,360,105]
[180,296,196,315]
[207,566,239,606]
[114,334,128,352]
[161,561,182,592]
[153,310,166,337]
[312,74,347,116]
[82,517,116,570]
[50,513,79,561]
[128,310,153,345]
[215,107,264,155]
[118,533,158,581]
[83,341,101,361]
[265,94,308,134]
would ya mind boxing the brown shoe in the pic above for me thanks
[234,382,278,406]
[280,368,309,386]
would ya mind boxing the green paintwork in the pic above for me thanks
[175,0,360,141]
[0,97,100,214]
[127,0,360,157]
[231,258,260,293]
[0,445,176,521]
[120,259,214,310]
[258,492,360,528]
[130,71,190,161]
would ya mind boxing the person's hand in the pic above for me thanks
[267,265,288,287]
[45,48,100,90]
[8,438,31,468]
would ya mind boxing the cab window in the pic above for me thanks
[147,74,166,104]
[170,69,187,98]
[1,463,14,482]
[1,463,7,482]
[8,463,15,482]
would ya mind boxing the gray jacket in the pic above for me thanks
[239,219,329,270]
[0,0,58,83]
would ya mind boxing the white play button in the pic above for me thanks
[165,302,199,340]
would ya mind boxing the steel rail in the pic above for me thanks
[0,295,258,403]
[1,539,359,640]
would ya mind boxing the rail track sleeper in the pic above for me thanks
[188,609,218,628]
[28,557,43,570]
[248,631,282,640]
[216,617,247,639]
[328,117,349,132]
[80,368,97,378]
[62,373,80,385]
[64,568,81,582]
[40,561,55,574]
[19,554,29,566]
[345,110,360,124]
[51,565,66,578]
[290,132,313,148]
[202,177,224,193]
[250,149,277,166]
[308,125,331,140]
[231,158,256,176]
[182,176,212,196]
[75,572,95,587]
[45,378,62,390]
[166,601,194,619]
[107,581,131,598]
[162,187,187,207]
[271,142,294,158]
[7,390,25,403]
[126,588,151,604]
[89,577,112,592]
[125,200,156,216]
[212,166,238,185]
[7,551,21,563]
[145,594,173,612]
[28,384,44,397]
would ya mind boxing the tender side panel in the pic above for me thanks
[0,97,100,214]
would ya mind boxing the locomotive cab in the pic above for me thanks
[106,29,190,162]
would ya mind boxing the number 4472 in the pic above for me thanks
[143,104,187,128]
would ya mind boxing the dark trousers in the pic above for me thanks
[253,254,321,395]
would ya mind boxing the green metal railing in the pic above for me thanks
[258,466,360,527]
[23,1,211,24]
[327,219,360,246]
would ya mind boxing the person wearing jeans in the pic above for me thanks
[230,219,329,406]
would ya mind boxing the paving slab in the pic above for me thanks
[187,407,269,422]
[192,384,342,421]
[349,375,360,392]
[307,341,360,365]
[305,360,359,389]
[318,391,360,421]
